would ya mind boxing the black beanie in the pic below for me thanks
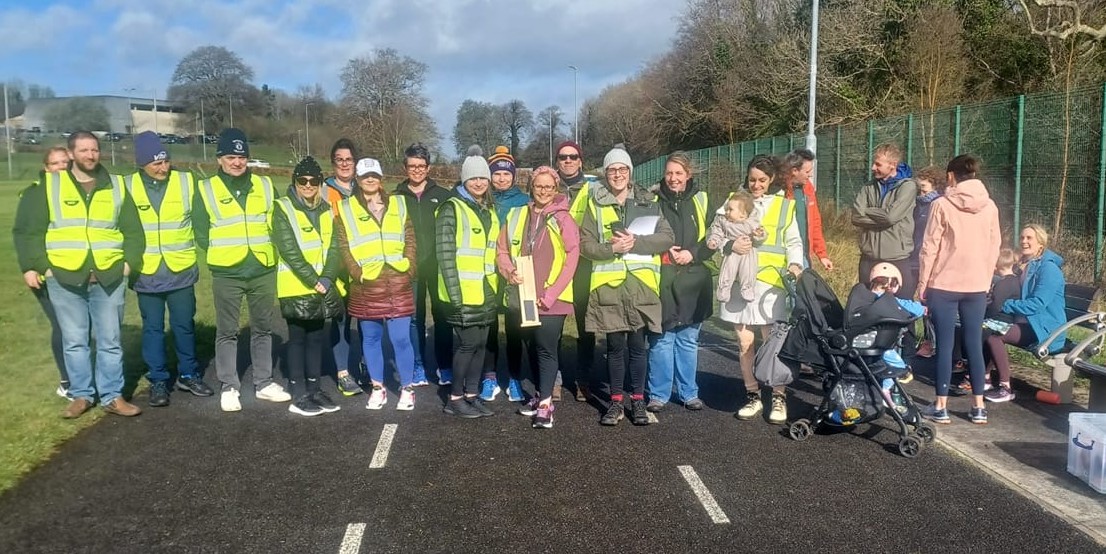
[216,128,249,157]
[293,156,323,181]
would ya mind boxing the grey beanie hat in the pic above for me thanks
[603,143,633,173]
[460,145,491,183]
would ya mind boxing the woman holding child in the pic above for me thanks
[916,154,1002,424]
[718,155,804,425]
[646,152,713,413]
[981,224,1067,403]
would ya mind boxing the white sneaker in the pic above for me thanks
[255,383,291,403]
[767,393,788,425]
[55,384,71,400]
[366,387,388,410]
[396,387,415,411]
[221,389,242,412]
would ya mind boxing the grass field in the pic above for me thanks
[0,179,1093,493]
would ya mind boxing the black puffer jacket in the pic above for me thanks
[435,188,497,327]
[393,178,453,275]
[271,185,344,321]
[655,177,714,331]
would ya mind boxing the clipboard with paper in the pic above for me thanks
[620,215,659,262]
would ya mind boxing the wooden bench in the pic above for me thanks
[1030,284,1106,408]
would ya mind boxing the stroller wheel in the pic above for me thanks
[898,435,924,458]
[788,419,813,442]
[915,422,937,444]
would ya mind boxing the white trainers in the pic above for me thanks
[735,391,763,420]
[396,387,415,411]
[220,389,242,412]
[366,386,388,410]
[768,393,788,424]
[255,383,291,403]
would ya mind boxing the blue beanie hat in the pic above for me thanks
[487,145,515,175]
[134,131,168,167]
[216,128,249,157]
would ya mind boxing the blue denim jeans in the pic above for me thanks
[331,311,361,374]
[647,323,702,404]
[137,286,198,383]
[361,317,415,388]
[47,276,126,404]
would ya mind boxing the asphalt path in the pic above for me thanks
[0,321,1102,553]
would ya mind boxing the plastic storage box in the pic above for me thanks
[1068,413,1106,494]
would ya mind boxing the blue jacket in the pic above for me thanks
[491,186,529,225]
[1003,249,1067,353]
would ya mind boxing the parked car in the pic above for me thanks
[246,159,271,168]
[203,134,219,144]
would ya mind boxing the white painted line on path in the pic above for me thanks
[677,465,730,524]
[647,411,659,424]
[338,523,366,554]
[369,424,398,469]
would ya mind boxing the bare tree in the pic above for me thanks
[452,100,504,158]
[168,45,258,129]
[499,100,534,155]
[900,4,970,165]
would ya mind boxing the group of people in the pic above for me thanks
[13,127,1068,429]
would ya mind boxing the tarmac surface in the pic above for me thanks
[1,322,1105,553]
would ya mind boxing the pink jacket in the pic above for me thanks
[496,194,580,316]
[917,179,1002,297]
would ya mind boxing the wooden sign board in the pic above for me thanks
[516,255,541,327]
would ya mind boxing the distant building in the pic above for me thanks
[16,95,190,135]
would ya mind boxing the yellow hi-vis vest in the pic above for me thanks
[198,174,275,268]
[123,171,196,274]
[274,197,340,298]
[438,197,499,305]
[338,195,410,281]
[654,190,709,241]
[756,194,796,289]
[588,202,661,295]
[503,205,573,305]
[44,171,125,271]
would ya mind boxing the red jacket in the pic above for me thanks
[785,180,828,260]
[336,191,417,320]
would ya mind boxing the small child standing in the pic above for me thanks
[707,192,766,303]
[870,263,925,379]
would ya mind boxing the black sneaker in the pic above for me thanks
[467,397,495,417]
[443,398,482,419]
[600,401,625,426]
[310,390,341,413]
[176,376,214,397]
[148,381,170,407]
[630,399,650,426]
[288,396,324,417]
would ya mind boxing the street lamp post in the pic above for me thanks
[806,0,820,173]
[305,102,313,157]
[568,65,578,145]
[548,110,554,167]
[4,82,11,179]
[200,98,207,161]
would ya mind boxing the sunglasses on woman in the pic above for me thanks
[295,176,320,187]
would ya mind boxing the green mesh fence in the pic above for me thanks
[633,84,1106,280]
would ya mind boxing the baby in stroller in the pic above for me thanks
[868,263,925,382]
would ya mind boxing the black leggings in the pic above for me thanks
[523,315,566,399]
[485,312,524,381]
[286,318,327,397]
[607,327,648,399]
[452,325,489,397]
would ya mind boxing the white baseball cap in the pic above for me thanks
[355,158,383,178]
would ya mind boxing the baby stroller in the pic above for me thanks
[778,270,937,458]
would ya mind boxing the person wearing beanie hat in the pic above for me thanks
[580,143,675,426]
[193,127,293,412]
[602,144,634,174]
[555,139,600,402]
[479,146,529,404]
[437,145,501,418]
[272,155,345,416]
[125,130,212,407]
[393,142,454,388]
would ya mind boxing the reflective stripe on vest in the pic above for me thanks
[568,181,592,225]
[438,198,499,305]
[44,171,125,271]
[274,197,338,298]
[504,205,573,305]
[756,195,795,289]
[588,202,661,295]
[691,191,708,241]
[198,175,275,268]
[124,171,196,274]
[338,195,410,281]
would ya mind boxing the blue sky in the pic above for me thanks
[1,0,681,144]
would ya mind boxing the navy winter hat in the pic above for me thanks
[216,128,249,157]
[134,131,168,167]
[293,156,323,181]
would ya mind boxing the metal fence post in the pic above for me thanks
[1014,95,1025,242]
[906,113,914,166]
[789,135,795,152]
[1097,83,1106,281]
[835,124,842,207]
[867,120,875,181]
[953,105,962,156]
